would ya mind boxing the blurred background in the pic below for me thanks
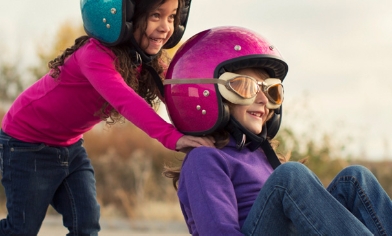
[0,0,391,234]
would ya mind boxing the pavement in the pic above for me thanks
[38,215,189,236]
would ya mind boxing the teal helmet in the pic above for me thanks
[80,0,191,48]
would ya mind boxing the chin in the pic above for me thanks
[145,48,162,55]
[248,128,262,135]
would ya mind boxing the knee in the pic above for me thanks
[276,162,309,176]
[337,165,377,183]
[274,162,316,182]
[268,162,324,191]
[339,165,373,178]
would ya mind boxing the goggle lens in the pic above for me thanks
[265,83,283,105]
[227,76,283,105]
[228,77,259,99]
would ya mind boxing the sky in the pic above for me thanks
[1,0,392,160]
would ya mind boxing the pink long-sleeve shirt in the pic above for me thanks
[1,38,183,149]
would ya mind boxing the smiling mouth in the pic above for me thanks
[150,37,164,43]
[248,111,263,117]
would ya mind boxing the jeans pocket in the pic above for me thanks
[10,142,46,153]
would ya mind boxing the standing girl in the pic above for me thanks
[163,26,392,235]
[0,0,214,235]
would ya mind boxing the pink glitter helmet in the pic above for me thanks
[164,26,288,137]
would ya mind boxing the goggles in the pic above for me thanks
[163,72,284,109]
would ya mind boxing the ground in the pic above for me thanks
[27,215,189,236]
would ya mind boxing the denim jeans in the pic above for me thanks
[241,162,392,236]
[0,130,100,236]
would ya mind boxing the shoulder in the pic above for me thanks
[76,38,115,61]
[182,146,231,172]
[186,146,226,160]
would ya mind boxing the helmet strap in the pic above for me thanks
[128,33,157,63]
[260,139,281,169]
[127,42,165,98]
[226,116,266,151]
[143,64,165,98]
[226,116,281,169]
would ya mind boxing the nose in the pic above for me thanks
[255,90,268,105]
[159,19,171,32]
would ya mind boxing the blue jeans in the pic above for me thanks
[0,130,100,236]
[241,162,392,235]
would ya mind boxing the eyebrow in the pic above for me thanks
[156,4,178,12]
[156,8,178,12]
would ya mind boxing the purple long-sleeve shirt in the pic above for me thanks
[2,38,183,149]
[178,137,274,235]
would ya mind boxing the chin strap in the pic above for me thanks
[128,47,165,98]
[226,116,266,151]
[143,64,165,98]
[226,116,281,169]
[260,139,281,169]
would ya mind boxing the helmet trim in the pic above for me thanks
[214,54,289,81]
[213,54,288,139]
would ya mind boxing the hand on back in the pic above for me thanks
[176,135,215,153]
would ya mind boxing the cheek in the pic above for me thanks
[168,23,175,35]
[144,24,154,36]
[133,27,141,41]
[232,106,248,122]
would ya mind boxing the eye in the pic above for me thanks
[167,14,176,23]
[150,13,160,19]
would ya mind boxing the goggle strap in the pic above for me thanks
[164,78,283,107]
[164,78,282,87]
[163,79,225,85]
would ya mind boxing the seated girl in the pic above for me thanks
[163,26,392,235]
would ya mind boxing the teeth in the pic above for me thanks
[151,38,162,42]
[249,112,261,117]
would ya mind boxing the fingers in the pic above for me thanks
[200,136,216,147]
[187,135,215,147]
[176,135,216,152]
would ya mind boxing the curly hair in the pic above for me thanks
[47,0,183,125]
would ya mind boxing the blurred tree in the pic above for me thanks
[275,126,349,185]
[0,61,24,106]
[29,22,85,80]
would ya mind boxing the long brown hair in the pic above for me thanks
[47,0,183,125]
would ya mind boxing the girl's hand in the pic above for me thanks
[176,135,215,153]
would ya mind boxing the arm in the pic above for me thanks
[78,40,182,150]
[178,147,244,235]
